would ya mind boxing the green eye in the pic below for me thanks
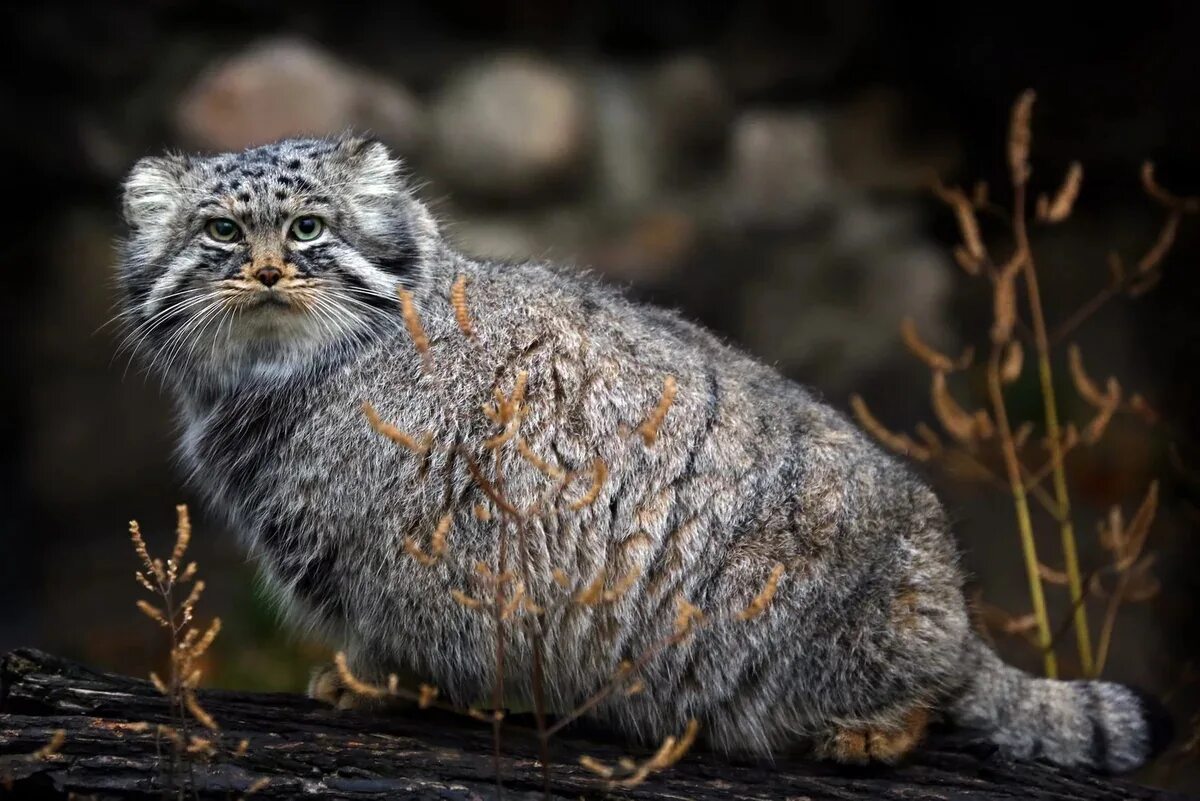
[206,218,241,242]
[289,215,325,241]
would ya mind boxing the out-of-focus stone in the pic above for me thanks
[28,212,175,503]
[647,55,732,169]
[432,54,589,201]
[175,38,426,154]
[739,202,955,390]
[830,88,961,191]
[590,68,658,208]
[729,111,835,227]
[586,209,699,285]
[447,217,546,263]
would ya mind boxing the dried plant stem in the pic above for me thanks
[1013,176,1094,676]
[1048,282,1120,347]
[491,461,510,800]
[987,344,1058,678]
[543,625,694,740]
[512,512,551,797]
[1093,569,1131,677]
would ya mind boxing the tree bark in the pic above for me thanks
[0,648,1189,800]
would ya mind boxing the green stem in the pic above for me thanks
[988,345,1058,678]
[1013,181,1094,676]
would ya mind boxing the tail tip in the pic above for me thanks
[1128,685,1174,761]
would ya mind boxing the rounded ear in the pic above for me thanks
[342,137,403,199]
[122,155,186,229]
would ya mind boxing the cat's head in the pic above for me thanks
[117,135,438,389]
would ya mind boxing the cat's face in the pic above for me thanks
[117,136,436,387]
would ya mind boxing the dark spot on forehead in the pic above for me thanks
[237,192,251,203]
[274,189,288,200]
[277,175,294,186]
[295,177,315,192]
[210,182,226,193]
[230,179,241,190]
[287,158,302,170]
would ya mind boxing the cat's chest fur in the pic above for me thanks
[178,380,314,535]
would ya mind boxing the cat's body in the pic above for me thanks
[119,135,1168,771]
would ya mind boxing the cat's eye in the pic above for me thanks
[289,215,325,242]
[206,218,242,243]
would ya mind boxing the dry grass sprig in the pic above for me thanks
[931,180,987,262]
[1008,89,1035,186]
[500,581,527,620]
[451,274,475,339]
[637,376,678,446]
[333,652,387,699]
[30,730,66,761]
[849,395,933,461]
[242,777,272,797]
[1092,482,1161,675]
[1067,345,1120,409]
[604,567,642,603]
[931,371,992,444]
[737,563,785,621]
[569,458,608,511]
[463,452,521,517]
[130,520,164,584]
[1135,212,1180,279]
[1142,162,1200,213]
[858,89,1189,679]
[398,287,432,372]
[517,438,566,480]
[990,249,1024,344]
[579,755,615,779]
[451,588,485,610]
[185,692,219,731]
[579,719,700,788]
[1066,344,1123,445]
[674,596,706,636]
[573,571,607,606]
[901,318,973,372]
[137,599,168,626]
[1037,161,1083,223]
[127,505,224,793]
[362,402,430,454]
[405,514,452,566]
[1000,341,1024,384]
[484,422,520,450]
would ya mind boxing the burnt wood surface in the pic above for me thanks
[0,648,1192,800]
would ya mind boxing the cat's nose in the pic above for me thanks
[254,266,282,287]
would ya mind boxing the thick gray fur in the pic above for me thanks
[115,135,1163,773]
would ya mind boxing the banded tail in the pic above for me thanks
[948,636,1172,773]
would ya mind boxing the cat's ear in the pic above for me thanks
[340,136,440,244]
[341,136,404,199]
[122,155,187,229]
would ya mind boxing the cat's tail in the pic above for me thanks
[945,635,1173,773]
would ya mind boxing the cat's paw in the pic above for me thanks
[814,707,929,765]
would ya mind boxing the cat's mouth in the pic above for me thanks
[232,289,304,313]
[249,291,295,308]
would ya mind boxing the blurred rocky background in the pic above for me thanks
[3,0,1200,787]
